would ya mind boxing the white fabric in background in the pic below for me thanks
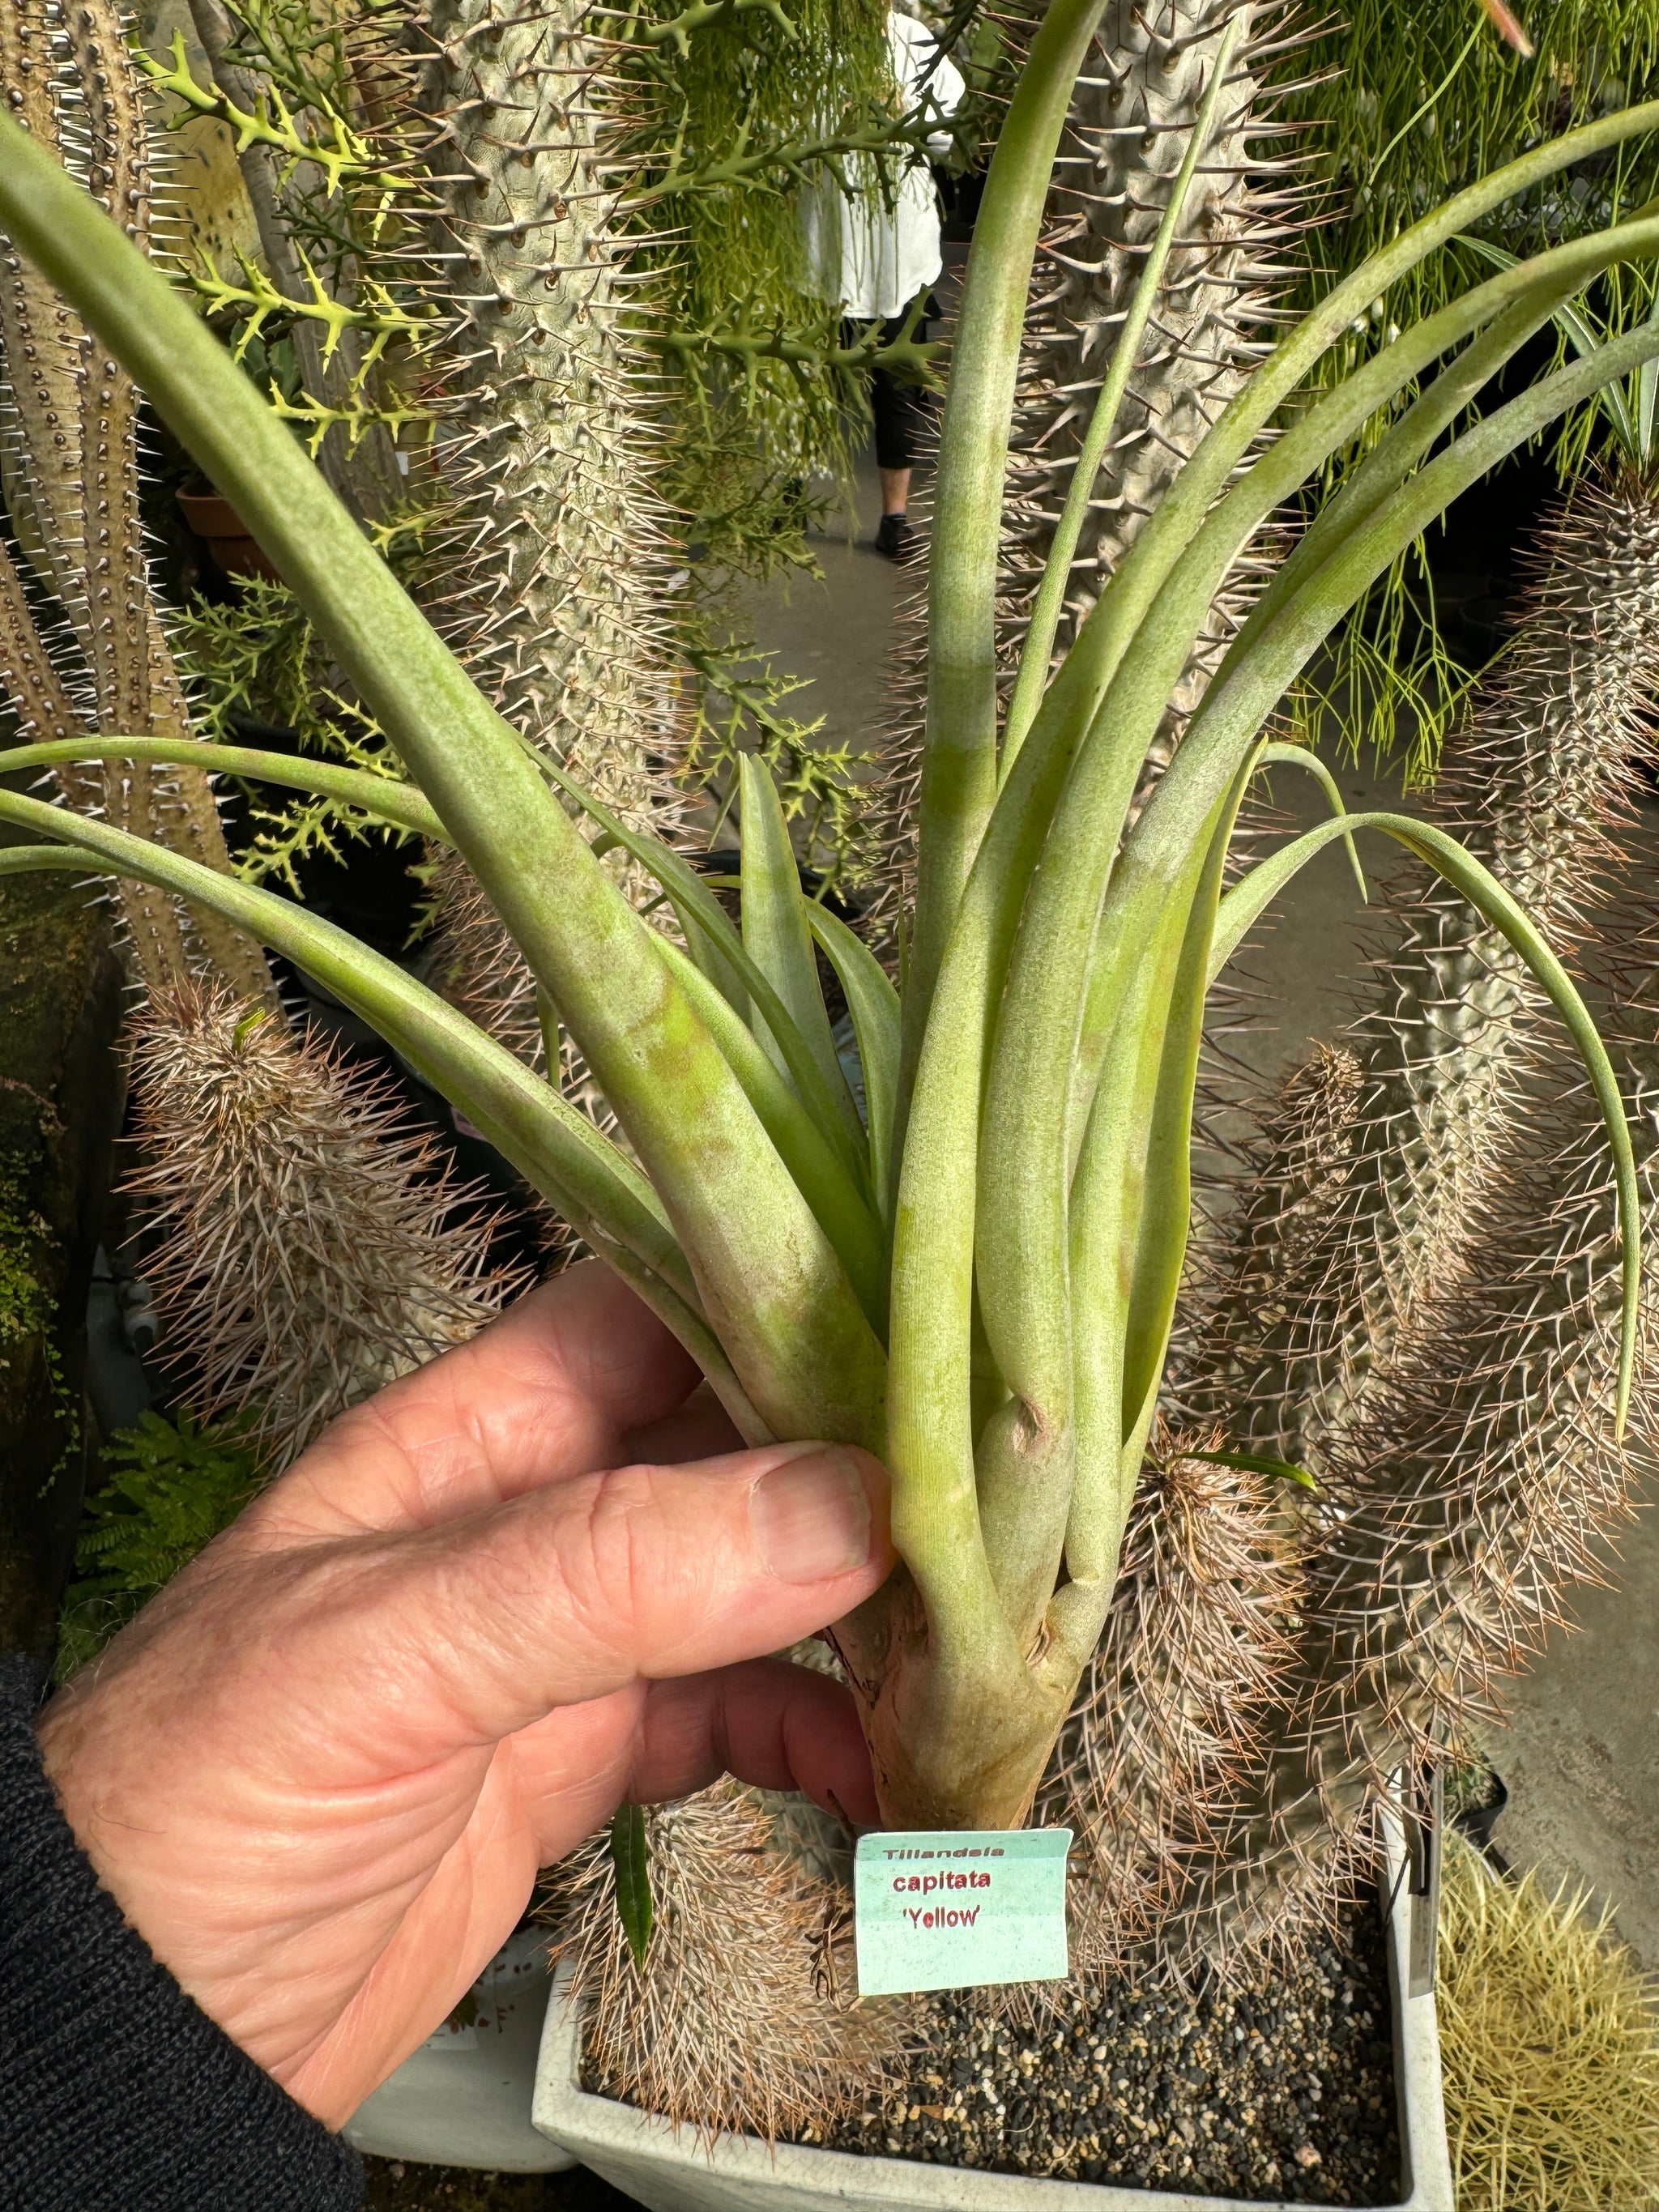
[804,12,966,323]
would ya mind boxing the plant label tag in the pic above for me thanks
[853,1827,1072,1996]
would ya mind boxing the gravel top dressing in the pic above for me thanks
[799,1897,1401,2205]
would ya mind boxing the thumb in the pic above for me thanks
[315,1438,894,1762]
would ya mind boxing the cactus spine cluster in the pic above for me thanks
[126,979,516,1465]
[552,1779,902,2139]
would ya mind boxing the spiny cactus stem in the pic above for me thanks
[1002,11,1241,774]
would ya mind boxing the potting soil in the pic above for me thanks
[802,1895,1400,2204]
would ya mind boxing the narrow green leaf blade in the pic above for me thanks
[1256,742,1367,900]
[533,748,865,1179]
[0,844,89,876]
[1208,808,1641,1433]
[739,757,863,1144]
[0,786,683,1284]
[1457,230,1643,457]
[804,903,902,1221]
[650,933,888,1330]
[1209,820,1348,983]
[609,1803,654,1971]
[0,734,446,839]
[1183,1447,1319,1492]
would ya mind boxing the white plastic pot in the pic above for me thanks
[345,1928,577,2172]
[529,1809,1453,2212]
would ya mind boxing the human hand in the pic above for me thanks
[36,1262,893,2129]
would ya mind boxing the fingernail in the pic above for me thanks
[749,1447,873,1583]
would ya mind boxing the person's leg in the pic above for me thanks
[871,304,929,558]
[878,462,913,518]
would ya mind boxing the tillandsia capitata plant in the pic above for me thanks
[1,2,1656,1837]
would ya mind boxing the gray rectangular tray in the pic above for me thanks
[531,1803,1453,2212]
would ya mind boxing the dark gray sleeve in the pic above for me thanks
[0,1653,365,2212]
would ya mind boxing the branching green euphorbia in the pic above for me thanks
[1,14,1654,1832]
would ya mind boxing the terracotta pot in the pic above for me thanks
[176,486,281,583]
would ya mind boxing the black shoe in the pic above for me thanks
[875,510,915,560]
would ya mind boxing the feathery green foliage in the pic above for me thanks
[175,576,416,891]
[1301,0,1659,309]
[54,1412,264,1680]
[617,0,910,549]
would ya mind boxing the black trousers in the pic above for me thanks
[847,293,938,475]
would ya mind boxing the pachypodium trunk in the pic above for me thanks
[1035,1426,1305,1965]
[552,1780,902,2137]
[396,0,689,1070]
[127,979,517,1468]
[1002,0,1303,742]
[0,0,267,1001]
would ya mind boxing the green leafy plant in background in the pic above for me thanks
[155,0,917,1070]
[1,7,1653,1851]
[53,1410,264,1680]
[1279,0,1659,778]
[174,573,416,893]
[0,1160,75,1468]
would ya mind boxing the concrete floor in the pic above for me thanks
[1486,1515,1659,1971]
[733,454,910,774]
[735,438,1659,1975]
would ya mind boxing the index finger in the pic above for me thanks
[250,1260,709,1541]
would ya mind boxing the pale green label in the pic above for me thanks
[854,1828,1072,1996]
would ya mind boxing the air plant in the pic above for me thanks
[1,10,1656,1850]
